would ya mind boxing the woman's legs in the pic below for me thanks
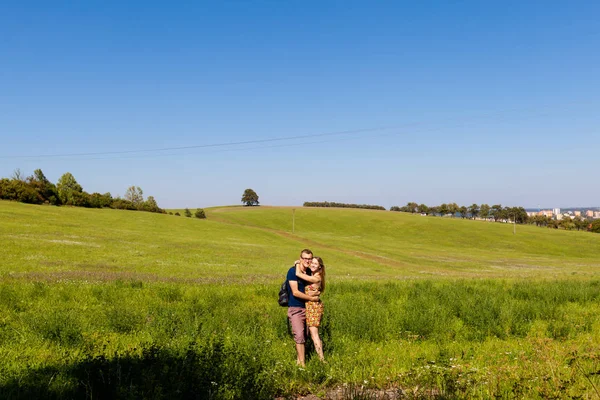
[309,326,324,361]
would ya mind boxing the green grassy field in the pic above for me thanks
[2,201,600,399]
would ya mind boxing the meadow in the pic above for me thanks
[2,201,600,399]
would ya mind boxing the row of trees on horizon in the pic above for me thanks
[303,201,386,210]
[303,200,599,233]
[0,169,164,214]
[392,202,600,232]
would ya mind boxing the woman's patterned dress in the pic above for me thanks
[305,281,324,327]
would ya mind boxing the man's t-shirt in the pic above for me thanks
[286,266,311,308]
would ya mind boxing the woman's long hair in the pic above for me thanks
[313,256,325,294]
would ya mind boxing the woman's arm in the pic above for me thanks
[289,280,319,302]
[296,264,320,283]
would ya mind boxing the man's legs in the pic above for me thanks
[288,307,307,366]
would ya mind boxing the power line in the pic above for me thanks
[24,108,560,162]
[1,100,593,161]
[0,126,393,159]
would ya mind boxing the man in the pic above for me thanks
[287,248,320,367]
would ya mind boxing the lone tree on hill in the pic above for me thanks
[184,208,192,217]
[241,188,259,206]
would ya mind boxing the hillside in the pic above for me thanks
[2,201,599,282]
[3,200,600,398]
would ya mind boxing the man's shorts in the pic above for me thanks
[287,307,306,344]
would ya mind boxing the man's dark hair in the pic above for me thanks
[300,248,313,257]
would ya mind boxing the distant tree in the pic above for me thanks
[571,215,587,231]
[390,206,401,212]
[479,204,491,220]
[0,178,41,203]
[174,212,181,216]
[490,204,503,222]
[417,204,429,214]
[11,168,25,182]
[141,196,160,213]
[560,217,575,230]
[169,212,173,215]
[447,203,459,217]
[87,192,112,208]
[184,208,192,217]
[459,206,468,219]
[194,208,206,219]
[242,188,259,206]
[429,205,439,216]
[125,186,144,208]
[27,169,60,205]
[513,207,528,224]
[584,218,594,231]
[467,204,479,219]
[590,220,600,233]
[439,203,449,216]
[406,202,418,213]
[88,193,104,208]
[56,172,84,205]
[498,207,510,222]
[110,198,136,210]
[71,190,91,207]
[100,192,113,207]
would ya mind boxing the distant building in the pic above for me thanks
[539,210,553,218]
[556,214,563,220]
[586,210,595,217]
[595,211,600,219]
[574,211,581,217]
[553,208,561,216]
[526,211,537,217]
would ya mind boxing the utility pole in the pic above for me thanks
[292,208,295,234]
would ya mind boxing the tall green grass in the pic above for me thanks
[2,279,600,398]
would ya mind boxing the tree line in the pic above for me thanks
[303,201,386,210]
[392,202,600,233]
[0,168,164,214]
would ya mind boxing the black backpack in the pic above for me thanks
[278,280,289,306]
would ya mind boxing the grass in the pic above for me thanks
[2,200,600,398]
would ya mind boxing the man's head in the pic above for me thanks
[299,248,313,271]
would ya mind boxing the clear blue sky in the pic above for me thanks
[1,1,598,209]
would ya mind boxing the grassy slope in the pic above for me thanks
[3,201,600,398]
[2,201,600,282]
[208,206,600,279]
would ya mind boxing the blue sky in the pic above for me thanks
[1,1,598,209]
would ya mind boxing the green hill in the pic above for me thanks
[2,201,599,282]
[3,200,600,399]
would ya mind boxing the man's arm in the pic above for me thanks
[295,263,320,283]
[289,280,319,302]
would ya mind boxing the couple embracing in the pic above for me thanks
[286,248,326,367]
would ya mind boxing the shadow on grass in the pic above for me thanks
[0,339,271,400]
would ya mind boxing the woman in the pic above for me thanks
[295,256,326,362]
